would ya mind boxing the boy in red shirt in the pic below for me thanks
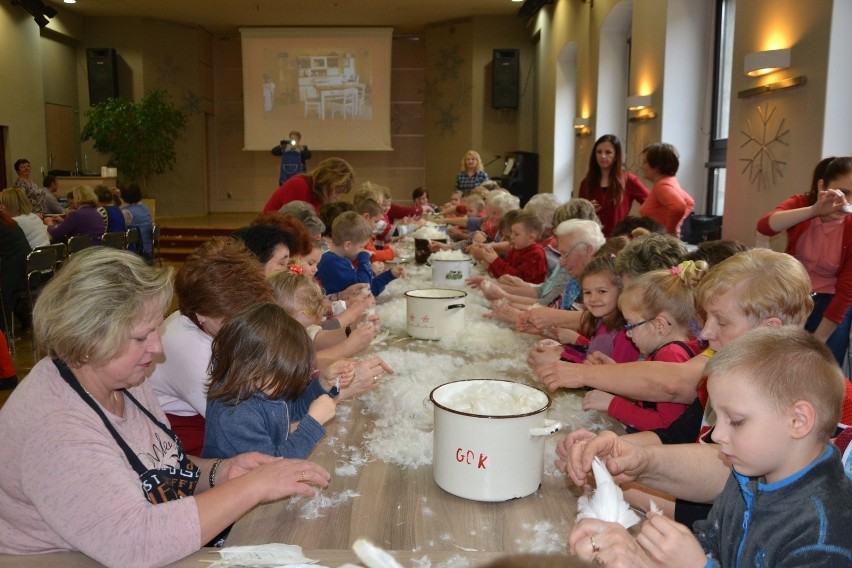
[474,210,547,284]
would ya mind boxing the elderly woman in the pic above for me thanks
[263,157,355,214]
[11,158,46,216]
[0,247,329,566]
[46,185,105,245]
[148,237,274,455]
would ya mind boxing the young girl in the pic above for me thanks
[556,255,640,364]
[268,267,377,359]
[582,260,708,430]
[201,302,355,460]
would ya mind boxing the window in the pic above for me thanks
[706,0,735,215]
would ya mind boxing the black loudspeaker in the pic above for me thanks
[86,48,119,106]
[502,151,538,207]
[492,49,519,109]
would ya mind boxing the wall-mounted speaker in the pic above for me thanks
[492,49,519,109]
[86,48,119,107]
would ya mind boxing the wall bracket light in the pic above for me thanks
[626,94,657,122]
[744,48,791,77]
[573,117,590,137]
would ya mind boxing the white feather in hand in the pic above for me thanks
[576,457,641,529]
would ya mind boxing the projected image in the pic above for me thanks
[242,27,392,151]
[262,51,371,121]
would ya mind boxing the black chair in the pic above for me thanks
[33,243,67,272]
[101,231,126,250]
[151,223,161,262]
[67,235,92,256]
[125,226,142,254]
[24,248,57,357]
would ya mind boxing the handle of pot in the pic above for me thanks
[529,419,563,437]
[445,303,465,310]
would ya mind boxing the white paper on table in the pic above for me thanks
[208,543,322,567]
[575,457,641,529]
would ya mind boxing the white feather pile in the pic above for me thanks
[575,457,641,529]
[513,521,568,554]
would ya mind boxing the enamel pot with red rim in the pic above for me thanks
[429,379,563,502]
[405,288,466,340]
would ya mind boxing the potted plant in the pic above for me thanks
[80,89,190,189]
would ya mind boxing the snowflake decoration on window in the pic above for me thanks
[739,104,789,192]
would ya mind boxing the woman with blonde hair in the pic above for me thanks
[0,187,49,248]
[263,157,355,214]
[0,247,329,566]
[455,150,490,194]
[46,185,105,245]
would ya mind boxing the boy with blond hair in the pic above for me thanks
[316,211,403,297]
[474,210,547,284]
[354,197,395,263]
[569,326,852,567]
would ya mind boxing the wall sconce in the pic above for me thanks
[626,94,657,122]
[744,48,791,77]
[573,117,590,137]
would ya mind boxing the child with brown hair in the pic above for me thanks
[201,303,354,460]
[555,254,640,364]
[474,210,548,284]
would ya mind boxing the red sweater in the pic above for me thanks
[263,175,322,213]
[638,176,694,237]
[579,172,649,237]
[487,243,547,284]
[757,193,852,325]
[607,339,701,431]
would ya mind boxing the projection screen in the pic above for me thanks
[240,27,393,151]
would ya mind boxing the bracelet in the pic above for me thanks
[209,458,224,488]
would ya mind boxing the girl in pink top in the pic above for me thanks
[638,143,694,238]
[756,156,852,364]
[556,255,640,365]
[582,260,709,430]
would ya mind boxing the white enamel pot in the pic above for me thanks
[430,379,563,502]
[431,256,473,288]
[405,288,466,340]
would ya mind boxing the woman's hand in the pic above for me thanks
[335,295,372,328]
[465,274,486,288]
[585,351,617,366]
[338,356,394,400]
[497,274,525,287]
[307,394,337,425]
[554,429,599,480]
[321,359,356,391]
[811,188,848,218]
[583,389,615,412]
[244,458,331,502]
[569,519,655,568]
[343,324,376,355]
[533,361,588,391]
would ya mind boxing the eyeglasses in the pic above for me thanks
[624,319,650,334]
[559,242,588,260]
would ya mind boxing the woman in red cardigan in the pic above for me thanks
[578,134,649,237]
[757,156,852,364]
[263,157,354,213]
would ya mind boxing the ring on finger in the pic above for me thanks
[299,471,307,482]
[373,375,379,384]
[591,536,600,553]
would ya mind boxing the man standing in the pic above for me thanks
[271,130,312,186]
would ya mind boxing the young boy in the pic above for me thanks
[570,327,852,567]
[354,197,395,263]
[316,211,404,297]
[475,210,547,284]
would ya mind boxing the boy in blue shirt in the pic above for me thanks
[316,211,404,297]
[569,326,852,567]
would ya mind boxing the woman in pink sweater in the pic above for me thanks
[0,248,329,567]
[638,143,694,238]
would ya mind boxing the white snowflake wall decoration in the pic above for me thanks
[739,104,789,192]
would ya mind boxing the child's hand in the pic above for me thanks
[371,261,385,274]
[465,275,486,288]
[391,265,407,278]
[471,230,487,244]
[554,327,580,344]
[636,511,706,567]
[307,394,336,426]
[478,246,498,264]
[345,323,377,353]
[582,389,615,412]
[526,339,563,368]
[429,241,451,252]
[322,360,356,391]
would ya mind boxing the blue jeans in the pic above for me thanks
[805,293,852,366]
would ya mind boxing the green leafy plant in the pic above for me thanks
[80,89,190,188]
